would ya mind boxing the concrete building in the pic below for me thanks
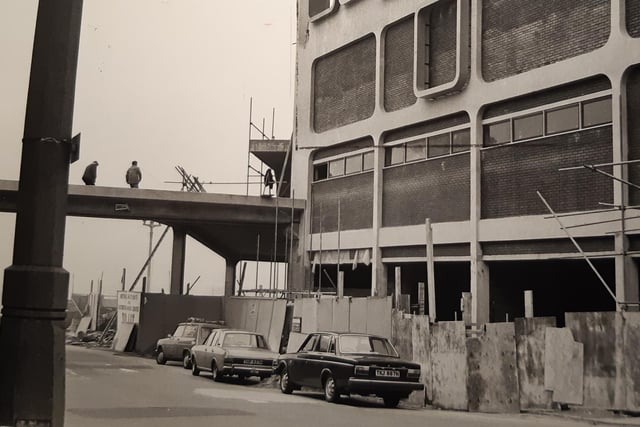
[288,0,640,325]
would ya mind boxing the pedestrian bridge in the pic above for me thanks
[0,180,305,295]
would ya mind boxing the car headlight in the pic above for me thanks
[354,365,370,376]
[407,368,420,378]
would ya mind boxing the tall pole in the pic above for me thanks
[143,220,161,292]
[0,1,83,426]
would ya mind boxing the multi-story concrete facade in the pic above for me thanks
[289,0,640,325]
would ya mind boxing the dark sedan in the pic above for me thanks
[274,332,423,408]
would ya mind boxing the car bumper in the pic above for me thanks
[223,364,273,377]
[347,378,424,395]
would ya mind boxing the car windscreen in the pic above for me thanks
[338,335,398,357]
[222,333,267,349]
[198,327,214,344]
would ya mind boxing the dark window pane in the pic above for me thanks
[484,120,510,146]
[309,0,331,18]
[328,158,345,177]
[405,139,426,162]
[546,104,579,135]
[363,151,374,170]
[513,112,543,141]
[385,145,405,166]
[314,163,328,181]
[452,129,471,153]
[582,97,612,127]
[345,154,362,174]
[427,133,450,158]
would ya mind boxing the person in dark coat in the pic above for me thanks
[126,160,142,188]
[82,161,99,185]
[263,168,275,196]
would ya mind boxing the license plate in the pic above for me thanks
[376,369,400,378]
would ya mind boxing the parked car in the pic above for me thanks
[155,318,224,368]
[274,332,423,408]
[190,329,278,381]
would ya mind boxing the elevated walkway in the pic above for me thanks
[0,180,305,294]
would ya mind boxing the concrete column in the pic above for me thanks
[372,132,386,296]
[0,1,83,426]
[615,74,640,309]
[170,228,186,295]
[224,259,237,297]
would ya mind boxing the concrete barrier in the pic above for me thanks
[467,323,519,413]
[430,321,468,410]
[514,317,555,410]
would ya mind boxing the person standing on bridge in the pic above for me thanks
[126,160,142,188]
[82,161,99,185]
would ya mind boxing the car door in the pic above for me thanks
[289,333,319,387]
[304,334,332,388]
[199,330,219,370]
[165,325,185,359]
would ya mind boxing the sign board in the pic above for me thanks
[117,291,141,329]
[291,316,302,333]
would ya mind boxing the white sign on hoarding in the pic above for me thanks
[117,291,141,327]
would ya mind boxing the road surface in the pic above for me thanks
[65,345,602,427]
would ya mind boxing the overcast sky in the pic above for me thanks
[0,0,295,298]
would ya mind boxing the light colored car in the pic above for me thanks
[155,318,224,368]
[190,329,278,381]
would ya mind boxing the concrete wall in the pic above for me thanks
[136,294,223,355]
[292,296,392,338]
[430,321,468,410]
[514,317,555,410]
[224,297,288,353]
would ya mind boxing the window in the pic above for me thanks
[172,325,185,337]
[183,325,198,339]
[513,112,543,141]
[328,158,345,177]
[546,104,579,135]
[452,129,470,153]
[338,335,398,356]
[484,121,510,146]
[385,145,405,166]
[582,97,612,127]
[405,139,426,162]
[428,133,450,158]
[345,154,362,174]
[198,327,213,344]
[314,163,328,181]
[204,330,218,346]
[363,151,374,171]
[300,334,319,352]
[317,335,332,352]
[222,333,266,348]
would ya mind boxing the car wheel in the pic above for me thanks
[156,348,166,365]
[182,352,192,369]
[383,396,400,408]
[211,361,222,382]
[191,357,200,376]
[323,375,339,403]
[279,368,294,394]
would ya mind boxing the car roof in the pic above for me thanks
[312,331,387,339]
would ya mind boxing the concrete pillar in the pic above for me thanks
[0,1,83,426]
[372,129,386,297]
[170,228,186,295]
[224,259,237,297]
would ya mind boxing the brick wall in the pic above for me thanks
[311,172,373,232]
[628,0,640,37]
[313,35,376,133]
[627,67,640,205]
[385,112,469,143]
[481,127,613,219]
[383,153,470,226]
[483,76,611,120]
[429,0,458,87]
[481,1,610,82]
[384,16,416,112]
